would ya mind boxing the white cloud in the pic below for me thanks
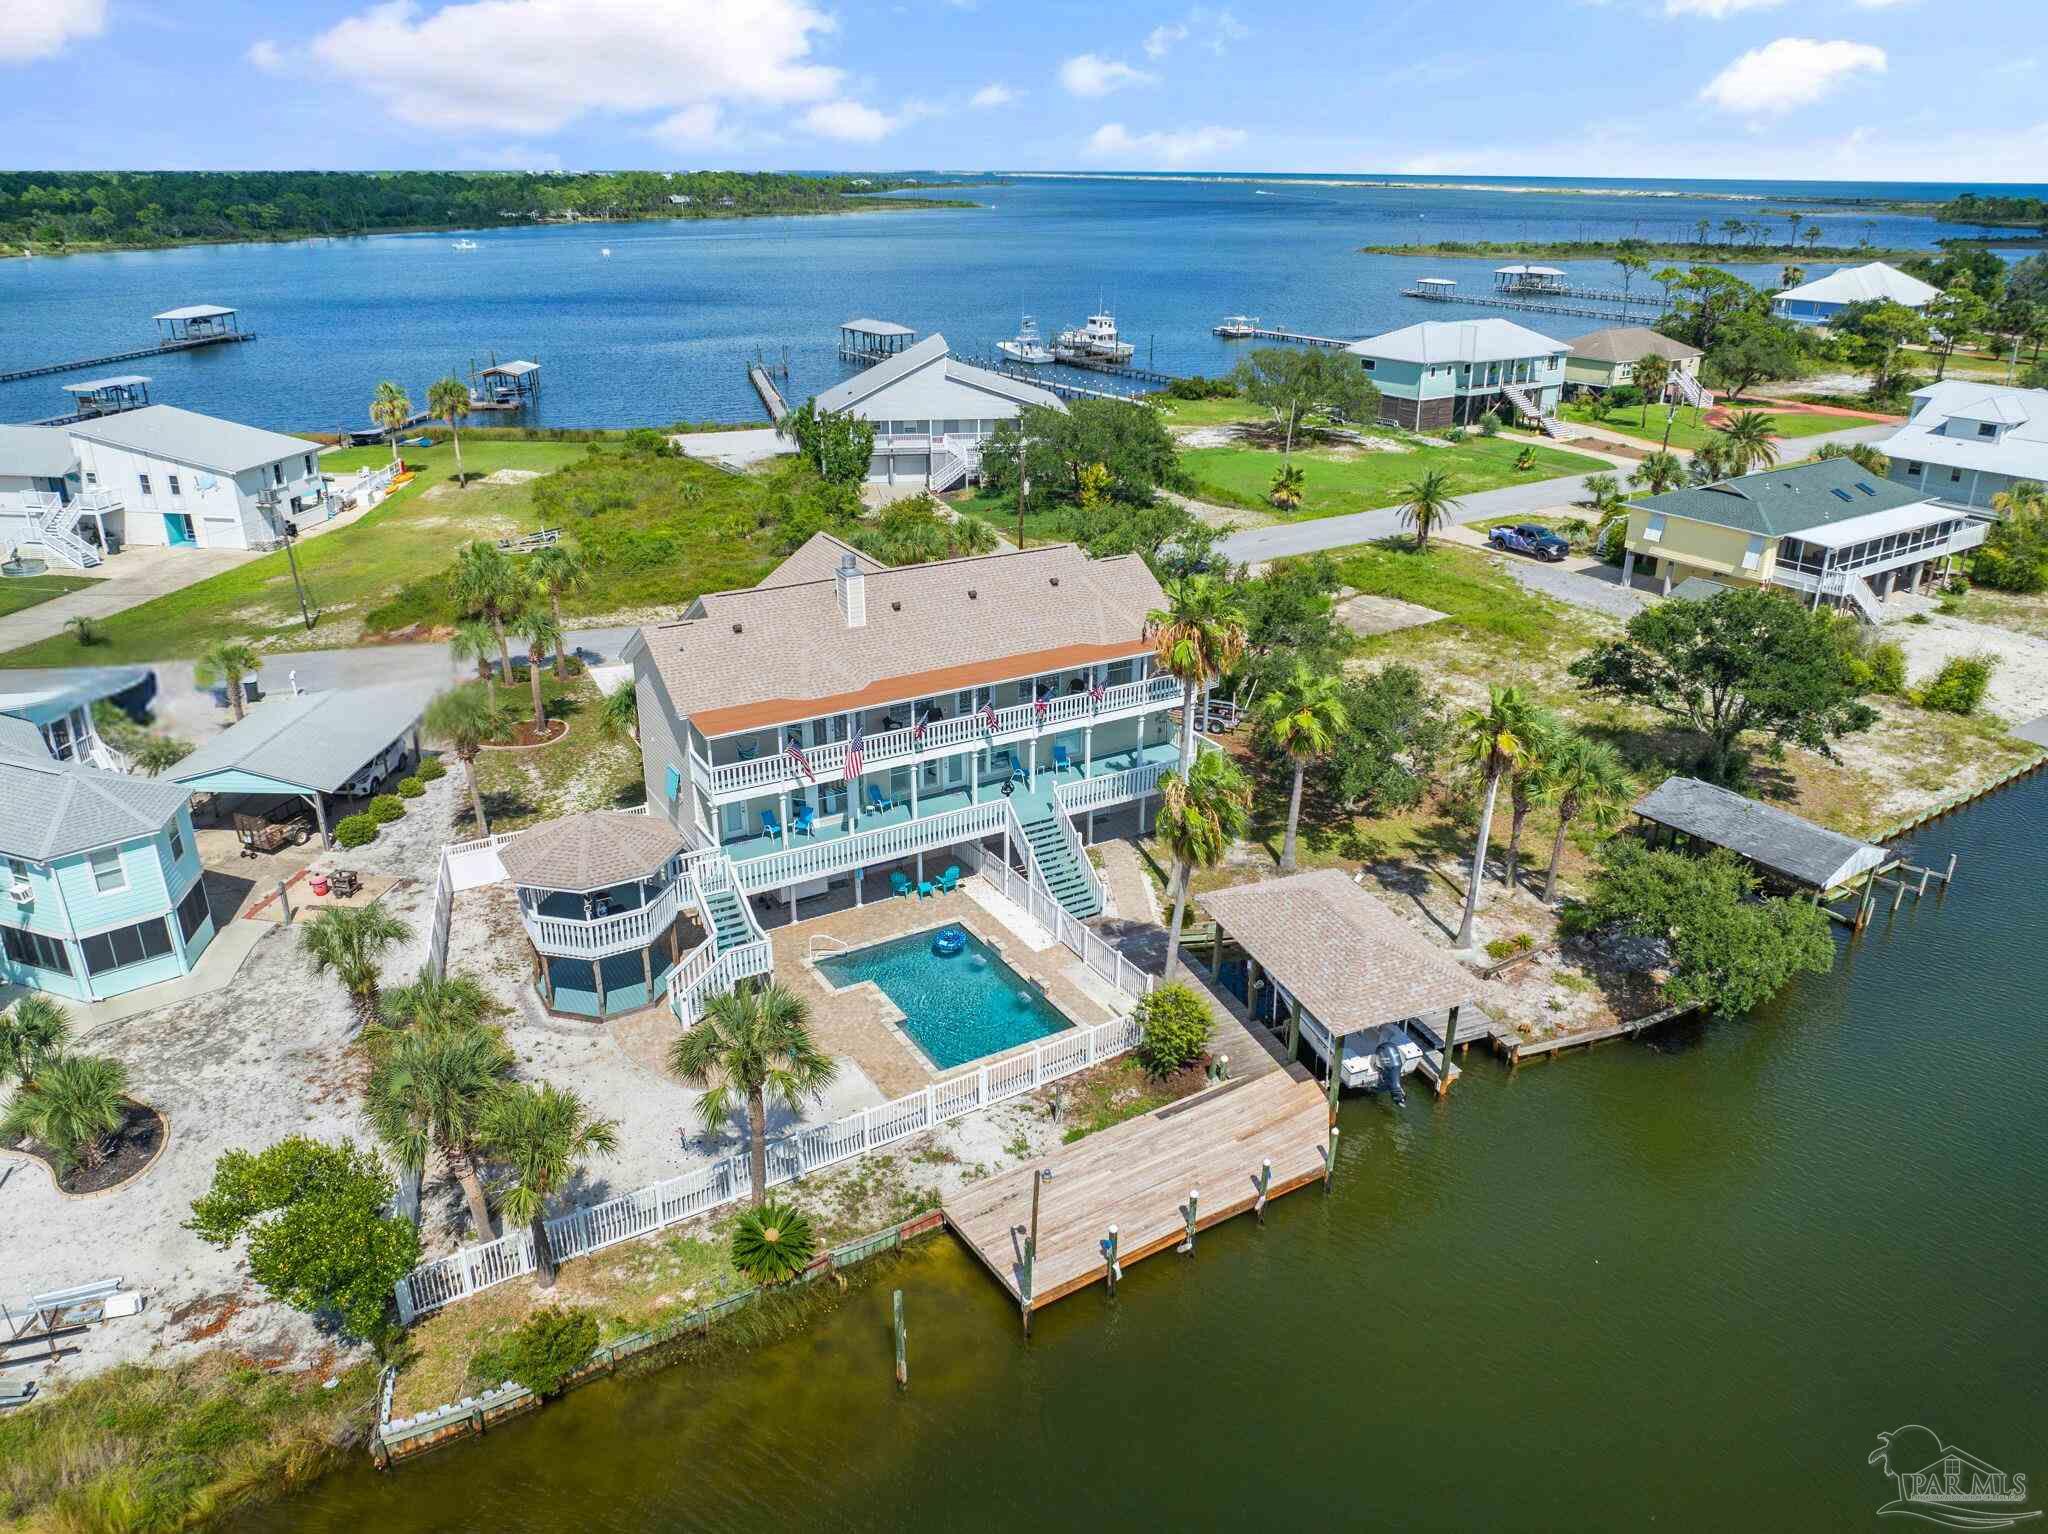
[800,98,939,142]
[0,0,106,63]
[969,82,1017,108]
[1143,23,1187,58]
[457,144,565,170]
[1059,53,1157,98]
[649,103,725,148]
[1699,37,1885,116]
[1083,121,1247,168]
[246,39,285,71]
[1663,0,1785,17]
[1142,8,1247,58]
[309,0,842,136]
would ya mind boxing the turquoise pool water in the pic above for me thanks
[817,927,1072,1070]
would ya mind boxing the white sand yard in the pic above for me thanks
[1890,612,2048,726]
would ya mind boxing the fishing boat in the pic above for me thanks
[1054,310,1134,364]
[1213,314,1261,338]
[996,315,1055,365]
[452,239,479,251]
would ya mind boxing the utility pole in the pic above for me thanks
[259,487,316,632]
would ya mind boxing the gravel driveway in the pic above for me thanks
[1499,554,1651,621]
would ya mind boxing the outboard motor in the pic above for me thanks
[1375,1040,1408,1106]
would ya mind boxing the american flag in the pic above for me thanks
[1033,687,1049,727]
[784,733,816,783]
[911,709,929,744]
[1089,674,1106,708]
[981,693,999,733]
[843,722,863,784]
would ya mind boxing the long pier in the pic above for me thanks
[1401,288,1650,322]
[1222,325,1356,349]
[1050,354,1178,386]
[748,363,789,422]
[0,331,255,386]
[966,357,1156,403]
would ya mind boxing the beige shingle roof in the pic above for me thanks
[1567,327,1702,365]
[1199,870,1481,1035]
[497,810,686,892]
[637,543,1165,734]
[756,531,883,589]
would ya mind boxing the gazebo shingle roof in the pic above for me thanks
[497,810,686,892]
[1199,870,1482,1036]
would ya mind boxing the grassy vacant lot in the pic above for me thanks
[0,570,99,618]
[1181,436,1606,522]
[1558,401,1842,453]
[0,441,808,667]
[949,489,1074,548]
[1149,394,1272,428]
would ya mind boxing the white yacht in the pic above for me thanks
[996,315,1055,365]
[452,239,479,251]
[1054,310,1134,364]
[1213,314,1261,338]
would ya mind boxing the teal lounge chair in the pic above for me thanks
[1051,744,1074,776]
[934,865,961,894]
[889,870,914,898]
[759,808,782,839]
[865,783,889,816]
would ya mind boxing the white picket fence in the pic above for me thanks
[393,1005,1145,1320]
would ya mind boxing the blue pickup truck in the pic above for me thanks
[1487,523,1570,562]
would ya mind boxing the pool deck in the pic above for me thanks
[943,1064,1332,1316]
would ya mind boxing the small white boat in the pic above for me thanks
[451,239,479,251]
[996,315,1055,365]
[600,247,612,257]
[1213,314,1261,338]
[1054,309,1134,364]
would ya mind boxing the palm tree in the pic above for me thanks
[449,618,501,699]
[380,967,490,1031]
[1632,352,1674,445]
[1531,735,1633,905]
[668,983,838,1208]
[424,685,510,833]
[0,996,71,1087]
[1453,685,1533,950]
[1255,662,1347,872]
[1816,441,1892,477]
[1780,264,1805,293]
[370,380,413,465]
[131,735,193,777]
[483,1081,619,1287]
[426,375,471,489]
[364,1022,514,1239]
[1500,710,1562,893]
[301,903,410,1033]
[529,544,588,677]
[2,1053,128,1172]
[1631,450,1686,496]
[451,540,523,685]
[1268,462,1306,511]
[597,682,638,743]
[1694,220,1710,248]
[512,605,563,736]
[195,639,260,721]
[1716,410,1780,475]
[1155,748,1252,978]
[1146,575,1248,770]
[1396,468,1461,551]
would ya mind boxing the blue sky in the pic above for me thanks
[3,0,2043,182]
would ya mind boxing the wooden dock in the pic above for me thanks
[1496,1002,1701,1062]
[748,363,789,422]
[1223,325,1356,349]
[0,331,255,385]
[943,1065,1331,1319]
[1401,288,1648,322]
[967,358,1153,403]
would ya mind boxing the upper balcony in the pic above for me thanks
[497,809,698,960]
[697,672,1182,800]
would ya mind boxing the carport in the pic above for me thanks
[170,683,435,846]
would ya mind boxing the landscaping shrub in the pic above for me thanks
[416,757,448,782]
[730,1200,818,1285]
[334,814,378,849]
[1513,446,1539,471]
[1443,427,1468,444]
[1133,982,1212,1076]
[1477,409,1502,437]
[473,1307,600,1399]
[1164,375,1237,400]
[1866,641,1907,695]
[1608,384,1644,411]
[1483,933,1537,961]
[397,776,425,799]
[1920,653,1997,715]
[367,795,406,824]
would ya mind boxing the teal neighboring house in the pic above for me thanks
[1346,318,1572,431]
[0,715,215,1003]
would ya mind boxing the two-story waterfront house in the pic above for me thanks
[1563,327,1704,397]
[0,715,215,1003]
[1876,381,2048,514]
[540,535,1188,1025]
[815,334,1064,492]
[1770,261,1938,327]
[1619,458,1986,619]
[0,405,325,568]
[1346,319,1571,430]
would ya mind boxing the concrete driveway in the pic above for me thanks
[0,545,259,652]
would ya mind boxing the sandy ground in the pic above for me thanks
[1888,613,2048,725]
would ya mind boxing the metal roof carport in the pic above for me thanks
[170,683,437,845]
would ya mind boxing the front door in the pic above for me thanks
[164,513,196,547]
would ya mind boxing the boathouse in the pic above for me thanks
[837,318,916,367]
[1631,777,1889,896]
[152,304,242,343]
[473,360,541,410]
[1346,318,1571,430]
[59,374,153,418]
[1196,870,1484,1102]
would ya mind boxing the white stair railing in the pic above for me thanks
[22,494,101,569]
[1672,371,1711,409]
[1825,568,1885,624]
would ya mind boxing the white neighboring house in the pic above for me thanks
[1771,261,1940,327]
[0,406,325,567]
[814,333,1064,492]
[1878,380,2048,513]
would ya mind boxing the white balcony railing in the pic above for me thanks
[518,880,682,960]
[731,799,1011,893]
[703,674,1181,797]
[1053,759,1169,814]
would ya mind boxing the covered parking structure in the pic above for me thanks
[1196,870,1485,1104]
[169,684,433,846]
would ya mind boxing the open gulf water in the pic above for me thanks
[3,173,2039,434]
[233,770,2047,1532]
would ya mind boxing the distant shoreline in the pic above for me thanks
[1358,238,1927,262]
[998,171,1939,207]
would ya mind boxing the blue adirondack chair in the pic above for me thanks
[866,783,889,816]
[1051,744,1074,776]
[792,803,815,837]
[889,870,915,898]
[759,807,782,839]
[934,864,962,894]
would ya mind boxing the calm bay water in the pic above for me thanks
[237,772,2048,1533]
[3,174,2036,433]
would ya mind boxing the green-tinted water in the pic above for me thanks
[240,776,2048,1532]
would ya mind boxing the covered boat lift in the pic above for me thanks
[60,374,152,417]
[152,305,241,343]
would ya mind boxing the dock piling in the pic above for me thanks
[1325,1126,1339,1189]
[1178,1189,1198,1255]
[1103,1225,1120,1296]
[892,1290,907,1389]
[1255,1159,1271,1224]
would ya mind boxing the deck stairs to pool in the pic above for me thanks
[1013,799,1102,921]
[699,879,753,953]
[671,855,776,1025]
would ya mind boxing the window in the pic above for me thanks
[1741,535,1764,573]
[168,474,181,497]
[1977,423,1997,438]
[85,469,97,485]
[138,473,152,496]
[2,924,71,975]
[176,880,210,944]
[1359,358,1375,371]
[169,824,186,863]
[1950,468,1964,483]
[1905,461,1922,475]
[80,917,174,976]
[303,454,315,476]
[273,463,286,486]
[47,717,73,761]
[1643,512,1666,544]
[88,846,126,893]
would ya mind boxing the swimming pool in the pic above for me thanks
[816,926,1073,1071]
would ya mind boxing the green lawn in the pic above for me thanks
[0,571,100,618]
[1558,402,1843,453]
[1149,395,1270,428]
[0,441,812,667]
[950,489,1074,548]
[1179,436,1607,522]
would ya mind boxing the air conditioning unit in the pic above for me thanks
[9,879,34,902]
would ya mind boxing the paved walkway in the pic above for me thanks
[0,545,258,652]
